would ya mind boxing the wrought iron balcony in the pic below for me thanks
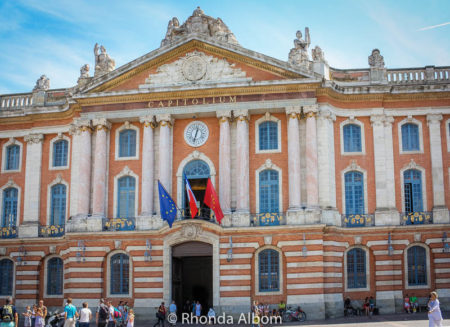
[401,212,433,225]
[102,217,136,231]
[251,213,285,226]
[342,214,375,227]
[1,226,17,239]
[178,207,218,223]
[39,224,65,237]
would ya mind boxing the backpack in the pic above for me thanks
[2,304,13,322]
[99,304,108,320]
[113,308,122,319]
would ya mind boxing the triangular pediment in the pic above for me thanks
[80,37,315,94]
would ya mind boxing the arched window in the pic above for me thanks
[407,246,427,286]
[183,160,210,179]
[259,170,279,213]
[110,253,129,295]
[0,259,14,295]
[347,248,366,288]
[402,123,420,151]
[119,130,137,158]
[50,184,66,225]
[2,188,18,227]
[344,171,364,215]
[259,121,278,151]
[343,124,362,152]
[117,176,135,218]
[47,257,63,295]
[259,249,279,292]
[404,169,423,213]
[6,145,20,170]
[53,140,68,167]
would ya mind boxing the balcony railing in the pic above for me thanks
[342,214,375,227]
[39,224,65,237]
[102,217,136,231]
[177,207,219,223]
[401,212,433,225]
[1,226,18,239]
[251,213,285,226]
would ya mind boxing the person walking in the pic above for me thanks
[126,310,134,327]
[64,298,79,327]
[169,301,176,326]
[107,302,116,327]
[22,306,32,327]
[34,308,44,327]
[79,302,92,327]
[96,299,109,327]
[195,301,201,318]
[31,304,37,327]
[38,301,48,322]
[428,291,444,327]
[153,302,165,327]
[0,297,18,327]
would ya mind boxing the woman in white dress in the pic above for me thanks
[428,291,444,327]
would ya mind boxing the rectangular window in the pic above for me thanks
[6,145,20,170]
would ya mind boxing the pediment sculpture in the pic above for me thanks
[94,43,116,76]
[33,75,50,92]
[288,27,311,68]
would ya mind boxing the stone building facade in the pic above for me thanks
[0,7,449,319]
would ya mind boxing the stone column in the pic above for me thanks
[235,109,250,213]
[140,115,155,216]
[383,116,396,209]
[371,115,388,209]
[217,111,232,214]
[286,106,301,210]
[304,105,319,208]
[92,118,111,217]
[427,114,449,223]
[317,107,339,225]
[156,114,173,194]
[19,133,44,238]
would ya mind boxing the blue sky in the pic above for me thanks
[0,0,449,94]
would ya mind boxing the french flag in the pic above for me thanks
[184,174,198,218]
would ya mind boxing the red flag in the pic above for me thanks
[185,175,198,218]
[204,178,224,224]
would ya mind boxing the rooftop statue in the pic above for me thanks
[288,28,311,68]
[80,64,90,78]
[368,49,385,68]
[312,45,326,63]
[94,43,116,76]
[160,6,239,47]
[33,75,50,92]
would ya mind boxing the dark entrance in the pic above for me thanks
[172,241,212,316]
[183,160,211,219]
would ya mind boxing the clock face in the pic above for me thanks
[184,121,209,147]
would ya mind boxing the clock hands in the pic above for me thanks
[193,127,200,142]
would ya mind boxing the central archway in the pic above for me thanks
[172,241,213,316]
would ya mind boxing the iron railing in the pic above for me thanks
[1,226,17,239]
[251,213,285,226]
[38,224,65,237]
[102,217,136,231]
[341,214,375,227]
[401,212,433,225]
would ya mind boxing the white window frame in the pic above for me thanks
[106,250,132,298]
[1,138,23,173]
[344,246,370,292]
[113,166,139,218]
[44,255,64,298]
[0,180,21,227]
[49,134,71,170]
[341,161,368,215]
[400,160,427,212]
[445,118,450,153]
[115,122,140,161]
[398,117,424,154]
[0,257,15,299]
[404,243,431,290]
[254,245,283,295]
[255,113,282,154]
[340,118,366,155]
[255,159,283,214]
[46,175,69,225]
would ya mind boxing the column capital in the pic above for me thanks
[383,115,394,126]
[140,115,155,128]
[285,106,301,119]
[70,118,92,135]
[234,109,249,122]
[427,113,443,125]
[318,108,336,121]
[217,110,232,123]
[370,114,385,126]
[156,114,173,127]
[24,133,44,144]
[303,104,319,114]
[92,118,111,131]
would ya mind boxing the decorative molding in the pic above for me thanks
[317,108,336,121]
[285,106,301,119]
[92,118,112,131]
[139,115,155,128]
[426,114,443,125]
[180,223,203,239]
[24,133,44,144]
[234,109,249,121]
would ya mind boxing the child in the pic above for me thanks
[35,308,45,327]
[23,306,32,327]
[126,309,134,327]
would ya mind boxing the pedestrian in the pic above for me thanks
[0,297,18,327]
[169,301,176,326]
[428,291,444,327]
[34,308,44,327]
[153,302,165,327]
[31,304,37,327]
[79,302,92,327]
[107,302,116,327]
[64,298,79,327]
[117,302,124,327]
[195,301,201,318]
[126,310,134,327]
[22,306,32,327]
[38,301,48,322]
[96,299,109,327]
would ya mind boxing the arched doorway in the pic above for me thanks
[183,160,210,219]
[172,241,212,316]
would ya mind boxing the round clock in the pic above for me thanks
[184,121,209,147]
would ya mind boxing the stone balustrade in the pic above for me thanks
[0,94,33,109]
[387,66,450,84]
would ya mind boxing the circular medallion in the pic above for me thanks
[182,56,207,81]
[184,121,209,147]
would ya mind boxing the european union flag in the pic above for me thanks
[158,180,177,228]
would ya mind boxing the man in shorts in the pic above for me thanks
[64,298,78,327]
